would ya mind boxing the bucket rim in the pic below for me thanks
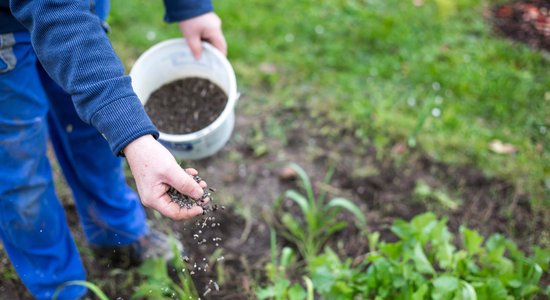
[130,38,238,143]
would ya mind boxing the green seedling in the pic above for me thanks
[132,238,198,299]
[276,163,366,262]
[248,122,269,157]
[256,228,312,300]
[414,180,462,211]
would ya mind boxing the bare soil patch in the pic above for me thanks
[491,0,550,51]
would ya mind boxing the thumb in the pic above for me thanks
[164,166,204,200]
[186,34,203,60]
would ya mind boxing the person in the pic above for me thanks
[0,0,227,298]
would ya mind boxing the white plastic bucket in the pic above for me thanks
[130,38,238,160]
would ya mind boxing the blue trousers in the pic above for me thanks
[0,32,148,299]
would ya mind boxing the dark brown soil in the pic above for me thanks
[177,208,270,300]
[145,77,228,134]
[492,0,550,51]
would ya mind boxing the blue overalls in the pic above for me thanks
[0,4,149,299]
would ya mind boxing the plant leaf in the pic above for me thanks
[325,221,348,236]
[432,275,459,299]
[285,189,310,213]
[484,278,509,299]
[327,197,367,227]
[303,276,314,300]
[288,283,307,300]
[533,246,550,271]
[368,232,380,252]
[288,163,315,204]
[318,165,336,204]
[412,283,429,300]
[525,262,543,285]
[413,243,435,275]
[54,280,109,300]
[459,280,478,300]
[256,286,277,300]
[411,212,438,244]
[138,258,170,282]
[280,247,295,268]
[460,226,484,255]
[391,219,413,240]
[132,282,172,299]
[270,227,277,266]
[281,213,305,240]
[379,242,403,260]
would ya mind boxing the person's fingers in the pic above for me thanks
[174,205,204,220]
[164,166,203,199]
[185,168,198,176]
[151,194,204,220]
[200,197,210,206]
[185,168,207,188]
[207,31,227,56]
[186,34,203,60]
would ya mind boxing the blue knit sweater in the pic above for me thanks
[1,0,212,155]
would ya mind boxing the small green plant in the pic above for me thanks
[308,247,368,300]
[414,180,462,211]
[275,163,366,261]
[256,229,313,300]
[247,122,269,157]
[132,238,198,299]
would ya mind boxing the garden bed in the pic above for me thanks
[0,102,548,298]
[171,105,550,298]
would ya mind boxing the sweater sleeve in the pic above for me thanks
[9,0,159,155]
[162,0,213,22]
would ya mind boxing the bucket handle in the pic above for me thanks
[233,92,241,103]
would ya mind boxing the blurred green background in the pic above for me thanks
[109,0,549,203]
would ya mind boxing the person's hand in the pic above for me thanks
[179,12,227,59]
[123,135,209,220]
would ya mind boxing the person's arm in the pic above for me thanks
[163,0,227,59]
[10,0,206,219]
[11,0,149,154]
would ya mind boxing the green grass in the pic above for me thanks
[108,0,549,202]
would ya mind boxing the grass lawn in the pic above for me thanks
[109,0,549,204]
